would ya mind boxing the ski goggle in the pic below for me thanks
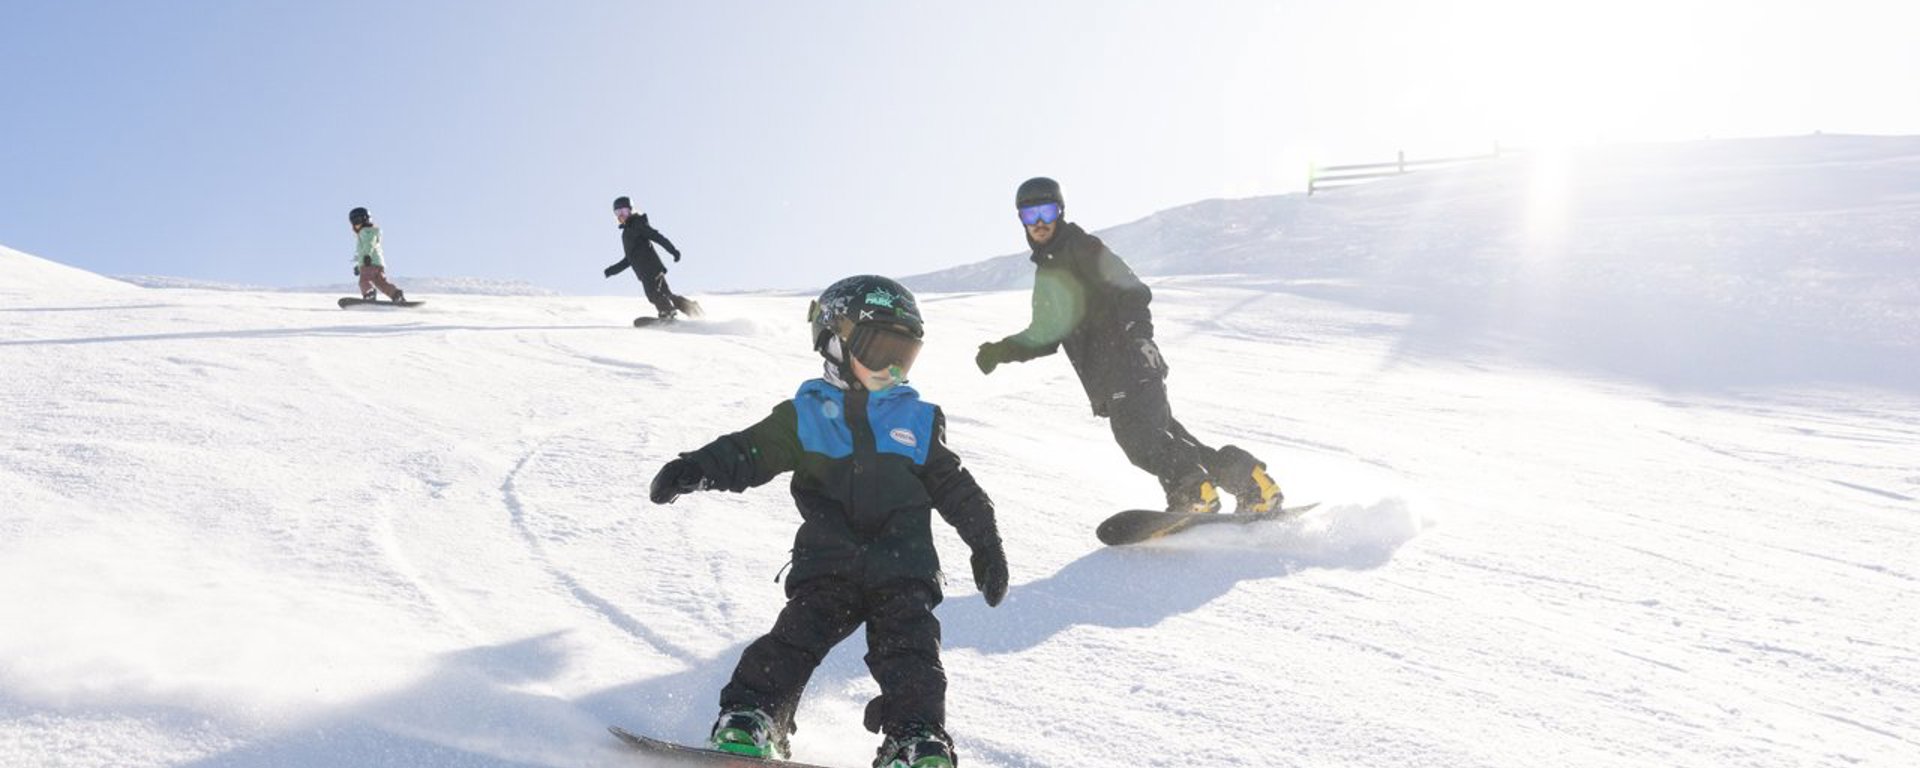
[1018,202,1062,226]
[847,323,923,377]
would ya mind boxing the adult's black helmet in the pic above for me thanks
[348,207,371,226]
[1015,176,1063,208]
[809,275,923,356]
[612,196,632,210]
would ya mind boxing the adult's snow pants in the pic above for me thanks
[720,577,946,738]
[1105,375,1216,493]
[639,269,678,317]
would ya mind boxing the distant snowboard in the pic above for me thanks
[607,726,829,767]
[1096,503,1320,546]
[338,297,424,309]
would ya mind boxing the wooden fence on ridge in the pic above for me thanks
[1308,147,1510,195]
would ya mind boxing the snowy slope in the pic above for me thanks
[112,275,560,296]
[912,135,1920,389]
[4,133,1920,768]
[1,244,141,296]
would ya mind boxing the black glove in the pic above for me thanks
[353,266,360,276]
[970,538,1008,607]
[649,457,708,504]
[603,265,619,278]
[672,252,681,263]
[975,341,1008,375]
[1090,395,1112,418]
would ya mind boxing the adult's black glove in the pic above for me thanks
[975,341,1011,375]
[603,265,619,278]
[649,457,708,504]
[672,252,681,263]
[970,538,1008,607]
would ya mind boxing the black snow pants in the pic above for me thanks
[720,576,946,739]
[638,268,679,317]
[1105,374,1219,494]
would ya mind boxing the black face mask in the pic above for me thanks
[847,323,923,378]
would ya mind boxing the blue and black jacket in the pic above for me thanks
[682,379,1000,594]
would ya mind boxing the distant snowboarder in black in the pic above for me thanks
[974,177,1283,515]
[647,275,1006,768]
[603,195,699,320]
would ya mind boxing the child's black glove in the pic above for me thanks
[971,538,1008,607]
[649,457,708,504]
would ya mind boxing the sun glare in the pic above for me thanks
[1403,1,1729,150]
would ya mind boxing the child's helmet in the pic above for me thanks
[348,207,371,227]
[809,275,923,358]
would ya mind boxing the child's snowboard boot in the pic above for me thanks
[709,707,783,759]
[874,724,955,768]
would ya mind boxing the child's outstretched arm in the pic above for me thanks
[921,409,1009,607]
[648,401,800,505]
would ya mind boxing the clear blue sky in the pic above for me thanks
[4,1,1917,293]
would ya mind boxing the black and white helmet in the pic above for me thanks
[809,275,924,356]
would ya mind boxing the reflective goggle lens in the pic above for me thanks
[1018,202,1061,226]
[848,324,922,375]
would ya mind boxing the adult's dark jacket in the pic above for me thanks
[992,221,1162,410]
[680,379,1001,595]
[604,214,681,279]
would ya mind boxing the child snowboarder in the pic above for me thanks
[348,207,405,303]
[648,275,1009,768]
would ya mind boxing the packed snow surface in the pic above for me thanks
[3,136,1918,767]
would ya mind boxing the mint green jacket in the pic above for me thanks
[354,226,385,268]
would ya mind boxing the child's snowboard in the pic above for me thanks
[607,726,830,767]
[1096,503,1320,546]
[338,297,424,309]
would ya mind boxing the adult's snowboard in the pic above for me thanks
[634,316,676,328]
[338,297,424,309]
[1096,503,1320,546]
[607,726,831,767]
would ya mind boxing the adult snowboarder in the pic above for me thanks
[974,177,1283,515]
[348,207,405,303]
[647,275,1008,768]
[603,196,698,320]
